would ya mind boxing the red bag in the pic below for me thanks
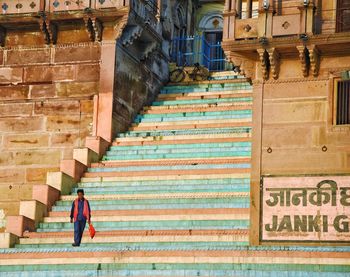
[89,223,96,239]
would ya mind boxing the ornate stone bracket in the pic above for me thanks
[308,45,320,77]
[297,45,310,77]
[113,14,129,40]
[267,48,280,80]
[257,48,269,81]
[39,17,57,45]
[224,50,254,79]
[83,16,103,42]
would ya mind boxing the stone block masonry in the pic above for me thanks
[0,43,100,229]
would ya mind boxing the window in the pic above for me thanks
[238,0,259,19]
[336,0,350,32]
[335,79,350,125]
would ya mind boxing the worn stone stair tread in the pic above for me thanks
[91,157,251,168]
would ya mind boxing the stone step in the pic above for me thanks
[142,103,252,114]
[152,97,252,107]
[93,157,251,168]
[106,143,251,154]
[87,163,251,174]
[103,151,251,161]
[81,172,250,183]
[15,241,250,250]
[134,112,252,123]
[52,196,250,211]
[129,120,252,132]
[0,248,349,268]
[1,269,348,277]
[156,91,252,101]
[113,136,251,146]
[117,127,252,138]
[42,212,249,223]
[71,183,249,195]
[78,177,250,188]
[60,192,249,202]
[49,208,249,218]
[23,229,249,239]
[36,219,250,232]
[138,108,251,118]
[109,141,250,150]
[83,167,251,178]
[20,232,249,245]
[161,84,252,94]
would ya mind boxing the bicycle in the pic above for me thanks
[169,63,209,83]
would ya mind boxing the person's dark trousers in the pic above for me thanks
[74,219,86,246]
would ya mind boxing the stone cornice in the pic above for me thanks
[222,32,350,53]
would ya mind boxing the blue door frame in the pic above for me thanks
[170,35,232,72]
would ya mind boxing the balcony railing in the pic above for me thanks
[0,0,130,15]
[171,36,233,72]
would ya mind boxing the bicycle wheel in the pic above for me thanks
[169,69,186,83]
[195,67,209,81]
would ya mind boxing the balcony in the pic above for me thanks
[0,0,129,14]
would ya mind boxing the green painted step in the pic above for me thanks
[14,241,249,250]
[152,97,252,106]
[37,220,250,232]
[117,127,252,138]
[52,198,250,212]
[108,142,251,151]
[106,144,251,155]
[72,183,251,194]
[103,151,251,161]
[87,163,251,173]
[78,178,251,188]
[136,109,252,120]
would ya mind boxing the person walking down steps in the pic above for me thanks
[70,189,91,247]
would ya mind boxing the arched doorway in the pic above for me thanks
[198,12,225,71]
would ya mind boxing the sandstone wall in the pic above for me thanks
[0,43,100,229]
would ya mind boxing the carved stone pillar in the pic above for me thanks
[300,1,315,35]
[224,0,238,40]
[257,0,273,38]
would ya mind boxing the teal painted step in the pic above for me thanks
[136,110,252,120]
[109,142,251,151]
[1,269,349,277]
[152,97,252,107]
[161,83,252,94]
[52,198,250,212]
[104,147,251,156]
[37,220,250,232]
[1,261,350,276]
[78,178,251,188]
[55,198,249,207]
[87,163,251,173]
[3,245,350,254]
[134,113,251,123]
[117,127,252,138]
[103,151,251,161]
[14,241,249,250]
[106,144,251,155]
[72,183,250,195]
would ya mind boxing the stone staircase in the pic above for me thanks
[1,77,350,276]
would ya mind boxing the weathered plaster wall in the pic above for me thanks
[250,56,350,245]
[113,44,164,134]
[0,42,100,229]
